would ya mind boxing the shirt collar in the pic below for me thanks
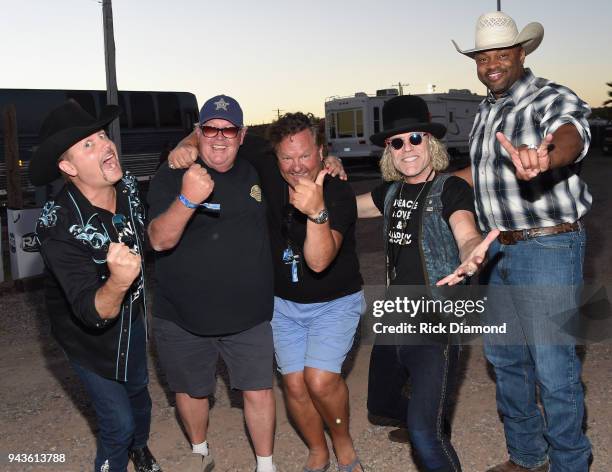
[486,68,535,104]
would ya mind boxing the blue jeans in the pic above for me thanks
[396,342,462,472]
[70,317,152,472]
[481,230,591,472]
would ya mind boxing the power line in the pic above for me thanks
[391,82,409,96]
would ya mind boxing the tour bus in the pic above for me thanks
[0,88,199,200]
[324,88,484,162]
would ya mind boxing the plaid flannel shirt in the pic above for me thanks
[470,68,592,232]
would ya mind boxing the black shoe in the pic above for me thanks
[367,413,404,428]
[387,428,410,444]
[129,446,162,472]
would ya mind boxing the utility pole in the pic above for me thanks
[497,0,501,11]
[391,82,409,95]
[273,108,285,120]
[102,0,122,157]
[3,105,23,209]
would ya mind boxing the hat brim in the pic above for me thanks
[199,113,242,127]
[29,105,121,186]
[452,22,544,57]
[370,122,447,147]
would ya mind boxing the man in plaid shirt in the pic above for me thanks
[453,11,592,472]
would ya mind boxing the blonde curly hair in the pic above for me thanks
[379,135,449,181]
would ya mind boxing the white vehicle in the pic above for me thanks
[324,88,485,161]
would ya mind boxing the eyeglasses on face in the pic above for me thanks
[386,132,428,150]
[197,124,241,139]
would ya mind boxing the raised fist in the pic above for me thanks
[181,163,215,204]
[106,242,141,289]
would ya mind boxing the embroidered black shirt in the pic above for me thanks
[36,174,147,381]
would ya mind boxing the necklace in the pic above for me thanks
[389,169,434,281]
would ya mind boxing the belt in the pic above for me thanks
[497,221,580,245]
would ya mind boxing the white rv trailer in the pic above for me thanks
[324,88,485,161]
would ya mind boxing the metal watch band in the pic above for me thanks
[307,208,329,224]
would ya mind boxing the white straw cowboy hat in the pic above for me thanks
[452,11,544,58]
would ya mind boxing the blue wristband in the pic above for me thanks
[178,194,221,212]
[179,194,199,209]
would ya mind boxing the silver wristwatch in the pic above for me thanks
[308,208,329,224]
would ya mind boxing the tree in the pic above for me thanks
[604,81,612,106]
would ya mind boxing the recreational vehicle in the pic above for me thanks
[0,88,198,201]
[324,88,484,162]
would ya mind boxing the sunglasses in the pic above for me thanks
[198,125,241,139]
[386,132,428,150]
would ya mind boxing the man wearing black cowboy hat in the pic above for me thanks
[453,12,592,472]
[31,99,161,472]
[356,94,499,472]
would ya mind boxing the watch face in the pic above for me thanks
[311,209,329,224]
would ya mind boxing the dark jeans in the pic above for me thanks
[396,342,462,472]
[70,317,151,472]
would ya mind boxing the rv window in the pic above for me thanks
[158,94,181,127]
[373,107,380,134]
[130,93,156,128]
[337,110,355,138]
[66,91,97,117]
[356,109,364,137]
[328,113,337,139]
[449,111,454,123]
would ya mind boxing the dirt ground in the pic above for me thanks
[0,153,610,472]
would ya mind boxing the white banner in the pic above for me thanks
[7,208,44,280]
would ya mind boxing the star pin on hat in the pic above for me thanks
[199,94,243,127]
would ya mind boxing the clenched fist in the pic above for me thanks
[106,242,141,289]
[181,163,215,204]
[168,142,198,169]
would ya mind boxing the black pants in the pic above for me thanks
[368,342,462,472]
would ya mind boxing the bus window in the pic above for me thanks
[337,110,355,138]
[98,92,127,127]
[373,107,380,134]
[158,93,181,127]
[356,109,364,137]
[67,91,96,116]
[130,92,156,128]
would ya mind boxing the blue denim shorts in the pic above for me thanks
[271,290,365,375]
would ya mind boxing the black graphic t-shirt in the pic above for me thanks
[371,176,475,285]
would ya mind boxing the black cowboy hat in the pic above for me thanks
[28,99,121,186]
[370,95,446,147]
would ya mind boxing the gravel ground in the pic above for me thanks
[0,154,610,472]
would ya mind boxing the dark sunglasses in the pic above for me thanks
[198,125,241,139]
[386,132,428,150]
[112,214,135,249]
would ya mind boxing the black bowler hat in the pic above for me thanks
[370,95,446,147]
[29,99,121,186]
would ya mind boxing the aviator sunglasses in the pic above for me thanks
[386,132,428,150]
[198,124,241,139]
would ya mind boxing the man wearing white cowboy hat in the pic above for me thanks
[453,11,592,472]
[31,100,161,472]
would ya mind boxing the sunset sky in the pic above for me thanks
[2,0,611,124]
